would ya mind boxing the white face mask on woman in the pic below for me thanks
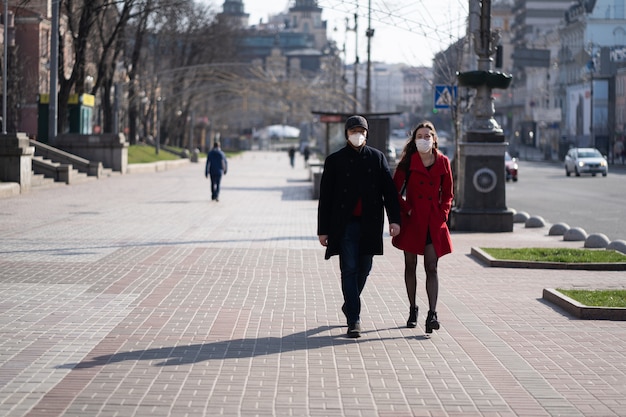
[415,138,433,153]
[348,133,366,147]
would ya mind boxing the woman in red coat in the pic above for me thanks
[392,121,453,333]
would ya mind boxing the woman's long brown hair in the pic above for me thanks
[396,120,438,172]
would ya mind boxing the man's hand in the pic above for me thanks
[389,223,401,237]
[318,235,328,246]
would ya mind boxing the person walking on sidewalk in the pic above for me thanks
[303,145,311,167]
[392,120,453,334]
[288,146,296,168]
[205,141,228,201]
[317,115,401,338]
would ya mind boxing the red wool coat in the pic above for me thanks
[391,151,453,256]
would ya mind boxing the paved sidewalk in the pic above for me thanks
[0,151,625,417]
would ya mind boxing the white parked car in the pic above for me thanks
[564,148,608,177]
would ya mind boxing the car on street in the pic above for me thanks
[505,151,518,182]
[387,144,397,161]
[564,147,608,177]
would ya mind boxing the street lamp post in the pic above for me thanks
[3,0,8,134]
[365,0,374,113]
[48,0,59,143]
[585,42,598,149]
[345,12,358,113]
[589,62,595,149]
[189,110,195,154]
[450,0,514,232]
[156,96,163,155]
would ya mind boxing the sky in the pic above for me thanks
[207,0,470,67]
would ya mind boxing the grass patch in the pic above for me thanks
[556,289,626,308]
[128,145,181,164]
[482,248,626,308]
[128,144,240,164]
[481,247,626,263]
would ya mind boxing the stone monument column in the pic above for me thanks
[450,0,513,232]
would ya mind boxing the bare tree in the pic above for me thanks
[140,0,243,148]
[57,0,101,134]
[432,37,471,198]
[54,0,186,137]
[51,0,347,148]
[124,0,155,144]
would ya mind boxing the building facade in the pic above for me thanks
[558,0,626,158]
[4,2,51,137]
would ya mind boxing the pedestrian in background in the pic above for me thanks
[205,141,228,202]
[392,120,453,334]
[288,146,296,168]
[303,146,310,167]
[317,115,401,338]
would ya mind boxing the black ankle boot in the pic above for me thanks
[425,310,440,334]
[406,306,418,328]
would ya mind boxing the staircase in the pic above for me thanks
[30,163,60,189]
[29,140,109,188]
[31,155,93,186]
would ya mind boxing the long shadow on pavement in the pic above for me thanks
[57,325,421,369]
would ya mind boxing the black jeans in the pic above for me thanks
[339,219,373,325]
[210,173,222,200]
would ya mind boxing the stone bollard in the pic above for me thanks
[191,148,200,163]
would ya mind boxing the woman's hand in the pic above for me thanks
[318,235,328,246]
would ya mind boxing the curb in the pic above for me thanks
[470,247,626,271]
[126,158,192,174]
[542,288,626,320]
[470,247,626,321]
[1,159,195,199]
[0,182,20,198]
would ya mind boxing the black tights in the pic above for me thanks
[404,244,439,312]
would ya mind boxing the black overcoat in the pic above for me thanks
[317,144,401,260]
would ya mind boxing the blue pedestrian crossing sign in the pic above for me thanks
[434,85,457,109]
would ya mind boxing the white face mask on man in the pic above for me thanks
[348,133,367,147]
[415,138,433,153]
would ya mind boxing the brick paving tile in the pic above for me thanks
[1,151,625,417]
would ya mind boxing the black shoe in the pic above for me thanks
[347,322,361,338]
[425,310,440,334]
[406,306,418,328]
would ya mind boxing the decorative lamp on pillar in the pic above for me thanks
[450,0,514,232]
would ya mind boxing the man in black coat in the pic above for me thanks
[317,115,401,338]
